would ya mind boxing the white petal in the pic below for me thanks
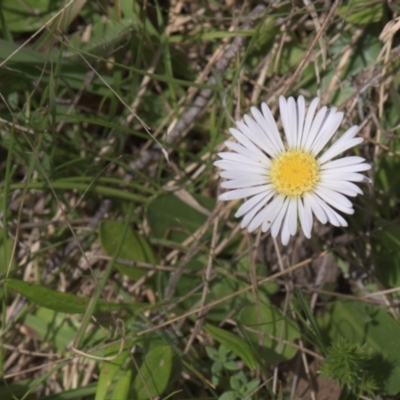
[298,197,313,238]
[236,117,276,161]
[313,196,348,227]
[218,152,270,168]
[219,185,272,200]
[280,96,294,148]
[311,111,344,155]
[320,156,366,170]
[235,189,273,217]
[314,188,354,214]
[281,224,290,245]
[247,195,280,232]
[296,96,306,148]
[361,176,372,183]
[305,193,327,224]
[288,97,298,147]
[283,198,298,237]
[318,180,363,197]
[271,197,290,238]
[316,186,353,208]
[261,103,285,151]
[239,192,273,228]
[261,195,285,232]
[314,198,340,226]
[225,142,271,165]
[322,205,340,226]
[221,177,267,189]
[249,107,281,157]
[214,160,267,175]
[220,170,267,180]
[320,172,369,182]
[321,164,371,175]
[229,128,268,158]
[303,106,328,151]
[244,114,280,158]
[301,97,320,148]
[318,126,360,164]
[240,193,273,228]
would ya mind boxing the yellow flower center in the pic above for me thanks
[270,150,319,197]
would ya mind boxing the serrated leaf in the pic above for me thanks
[321,300,400,395]
[238,302,300,365]
[132,346,173,400]
[203,323,257,370]
[5,279,146,314]
[100,220,155,280]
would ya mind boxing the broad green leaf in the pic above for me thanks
[24,307,105,352]
[6,279,146,314]
[146,193,214,242]
[207,280,242,322]
[321,300,400,395]
[2,0,49,13]
[337,0,383,24]
[175,257,242,320]
[278,42,307,75]
[372,225,400,289]
[100,220,155,280]
[0,38,47,64]
[203,323,257,370]
[322,26,381,104]
[0,382,97,400]
[0,230,15,275]
[238,302,300,365]
[63,18,134,63]
[131,346,173,399]
[174,257,204,310]
[112,367,134,400]
[374,225,400,250]
[1,0,52,32]
[95,342,133,400]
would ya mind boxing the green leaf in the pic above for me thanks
[238,302,301,365]
[372,225,400,289]
[0,230,15,276]
[146,193,213,242]
[1,0,52,32]
[112,367,134,400]
[337,0,383,24]
[95,342,133,400]
[23,307,105,352]
[99,220,155,280]
[203,323,257,370]
[5,279,146,314]
[132,346,173,400]
[63,18,134,63]
[17,384,97,400]
[321,300,400,395]
[322,26,381,104]
[374,225,400,250]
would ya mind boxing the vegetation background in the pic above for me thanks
[1,0,400,399]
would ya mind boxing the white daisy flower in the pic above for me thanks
[215,96,371,245]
